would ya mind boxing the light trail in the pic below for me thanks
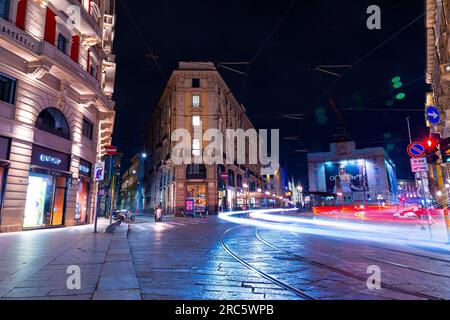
[218,208,450,253]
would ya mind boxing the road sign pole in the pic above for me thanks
[108,154,113,224]
[94,181,99,233]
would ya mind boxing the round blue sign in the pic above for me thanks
[426,106,440,125]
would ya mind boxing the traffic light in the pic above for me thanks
[440,137,450,163]
[425,134,441,164]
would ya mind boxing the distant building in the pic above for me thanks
[120,153,146,213]
[143,62,281,215]
[307,141,398,204]
[397,179,421,204]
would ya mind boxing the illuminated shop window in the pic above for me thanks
[192,116,200,126]
[192,95,200,108]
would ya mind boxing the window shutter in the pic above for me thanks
[44,8,56,45]
[16,0,27,30]
[70,35,80,62]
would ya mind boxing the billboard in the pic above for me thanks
[325,160,368,195]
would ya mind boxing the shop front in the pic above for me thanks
[23,145,71,229]
[76,159,92,224]
[185,184,207,216]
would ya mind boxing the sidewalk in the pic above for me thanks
[0,219,140,300]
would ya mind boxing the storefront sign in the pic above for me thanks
[79,159,92,177]
[31,145,70,172]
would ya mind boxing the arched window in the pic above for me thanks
[36,108,70,140]
[249,182,256,192]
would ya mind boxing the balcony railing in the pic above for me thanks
[0,17,41,55]
[41,42,101,91]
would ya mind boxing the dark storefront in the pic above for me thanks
[23,145,71,229]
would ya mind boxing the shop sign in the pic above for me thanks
[79,159,92,177]
[31,145,70,171]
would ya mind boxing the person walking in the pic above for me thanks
[155,205,163,222]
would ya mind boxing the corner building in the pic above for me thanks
[144,62,276,215]
[0,0,116,232]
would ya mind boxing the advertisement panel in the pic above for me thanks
[324,160,368,195]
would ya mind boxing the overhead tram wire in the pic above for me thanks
[239,0,297,101]
[296,9,429,139]
[117,0,186,117]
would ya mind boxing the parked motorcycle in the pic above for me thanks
[113,209,136,222]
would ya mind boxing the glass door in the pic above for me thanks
[24,172,67,228]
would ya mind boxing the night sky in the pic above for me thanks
[112,0,427,183]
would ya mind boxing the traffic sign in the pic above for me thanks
[94,161,105,181]
[410,158,428,173]
[426,106,441,125]
[407,142,425,158]
[105,145,117,156]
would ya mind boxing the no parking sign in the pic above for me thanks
[407,142,425,158]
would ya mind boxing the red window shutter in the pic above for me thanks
[44,8,56,45]
[70,35,80,62]
[16,0,28,30]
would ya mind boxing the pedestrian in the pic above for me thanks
[155,205,163,222]
[204,207,208,218]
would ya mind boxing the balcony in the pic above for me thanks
[40,41,101,93]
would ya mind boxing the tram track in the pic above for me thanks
[221,226,317,300]
[289,231,450,277]
[255,229,443,300]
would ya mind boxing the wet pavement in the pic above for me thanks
[0,215,449,300]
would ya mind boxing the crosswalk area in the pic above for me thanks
[129,217,209,232]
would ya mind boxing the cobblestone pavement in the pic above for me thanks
[128,216,450,300]
[1,215,449,300]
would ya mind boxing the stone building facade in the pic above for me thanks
[144,62,280,215]
[0,0,116,231]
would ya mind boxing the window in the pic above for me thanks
[0,73,16,105]
[0,0,9,18]
[192,95,200,108]
[192,116,200,126]
[192,78,200,88]
[89,64,98,78]
[192,139,201,156]
[186,164,206,180]
[237,174,243,188]
[82,117,93,140]
[36,108,71,140]
[57,34,67,54]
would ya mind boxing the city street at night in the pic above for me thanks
[0,209,449,300]
[2,0,450,310]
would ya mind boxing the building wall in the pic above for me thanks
[144,62,271,214]
[307,141,398,203]
[0,0,116,232]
